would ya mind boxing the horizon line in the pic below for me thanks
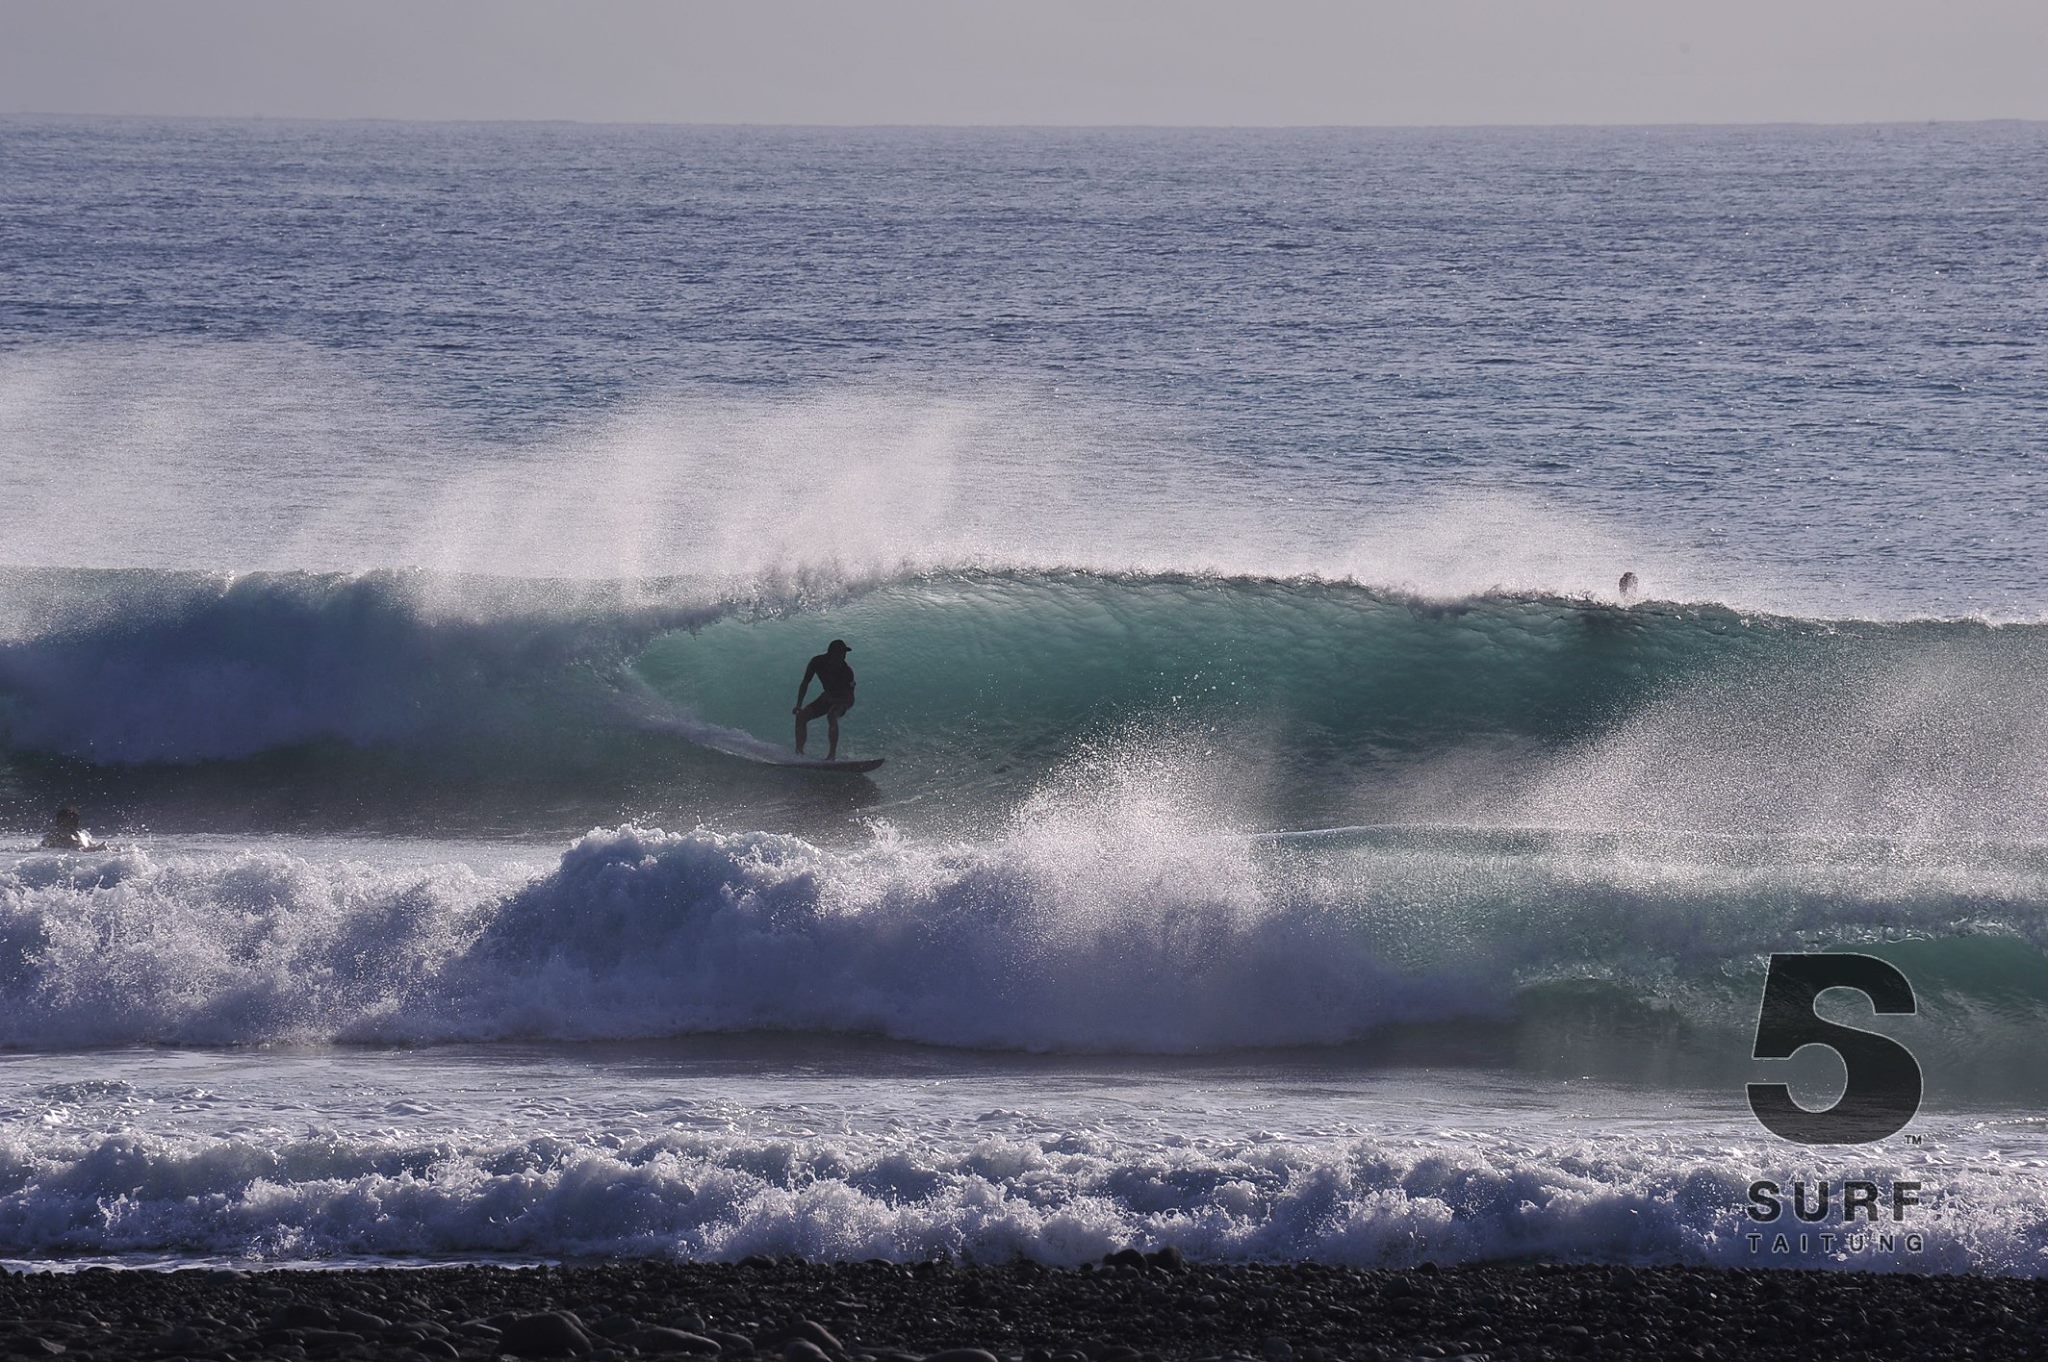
[5,110,2046,134]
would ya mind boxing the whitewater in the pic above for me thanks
[3,117,2048,1273]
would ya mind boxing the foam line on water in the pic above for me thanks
[0,1121,2025,1272]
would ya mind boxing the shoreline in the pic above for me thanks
[2,1258,2041,1361]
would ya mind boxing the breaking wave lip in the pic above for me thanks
[8,802,2048,1056]
[0,821,1486,1053]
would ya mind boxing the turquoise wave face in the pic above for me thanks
[631,569,2048,836]
[8,564,2048,839]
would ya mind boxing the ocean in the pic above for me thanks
[2,116,2047,1273]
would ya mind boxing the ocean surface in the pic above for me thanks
[2,116,2048,1272]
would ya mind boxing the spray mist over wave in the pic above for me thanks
[8,342,2048,854]
[7,739,2048,1058]
[2,341,1754,606]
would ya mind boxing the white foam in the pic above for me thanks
[7,739,2048,1052]
[0,1118,2032,1272]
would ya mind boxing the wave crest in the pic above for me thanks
[7,565,2048,843]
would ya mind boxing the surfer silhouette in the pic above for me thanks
[793,639,856,759]
[1618,571,1640,601]
[39,806,95,851]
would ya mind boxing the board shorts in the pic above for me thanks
[798,694,854,721]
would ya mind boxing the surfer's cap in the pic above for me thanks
[827,639,851,654]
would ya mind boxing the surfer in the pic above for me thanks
[39,806,95,851]
[793,639,856,760]
[1618,571,1639,601]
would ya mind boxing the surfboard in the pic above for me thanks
[774,756,885,773]
[612,695,883,773]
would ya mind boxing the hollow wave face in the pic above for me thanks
[0,567,740,764]
[8,564,2048,844]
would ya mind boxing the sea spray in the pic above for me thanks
[8,792,2048,1063]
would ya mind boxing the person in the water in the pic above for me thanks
[1618,571,1640,600]
[39,806,94,851]
[793,638,856,759]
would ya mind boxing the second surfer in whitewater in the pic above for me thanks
[793,639,856,759]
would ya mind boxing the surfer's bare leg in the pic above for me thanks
[794,709,809,755]
[826,713,840,760]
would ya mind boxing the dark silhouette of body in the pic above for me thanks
[1618,571,1640,601]
[793,639,856,759]
[40,806,94,851]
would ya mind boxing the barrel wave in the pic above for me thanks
[6,564,2048,840]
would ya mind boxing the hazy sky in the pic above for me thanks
[3,0,2045,127]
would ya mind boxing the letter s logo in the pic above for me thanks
[1747,953,1921,1144]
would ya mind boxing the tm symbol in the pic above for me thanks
[1905,1133,1923,1145]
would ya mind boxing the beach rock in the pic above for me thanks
[784,1321,846,1355]
[296,1327,371,1351]
[625,1327,723,1355]
[160,1324,210,1351]
[275,1302,342,1329]
[497,1311,594,1357]
[0,1256,2034,1362]
[785,1341,836,1362]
